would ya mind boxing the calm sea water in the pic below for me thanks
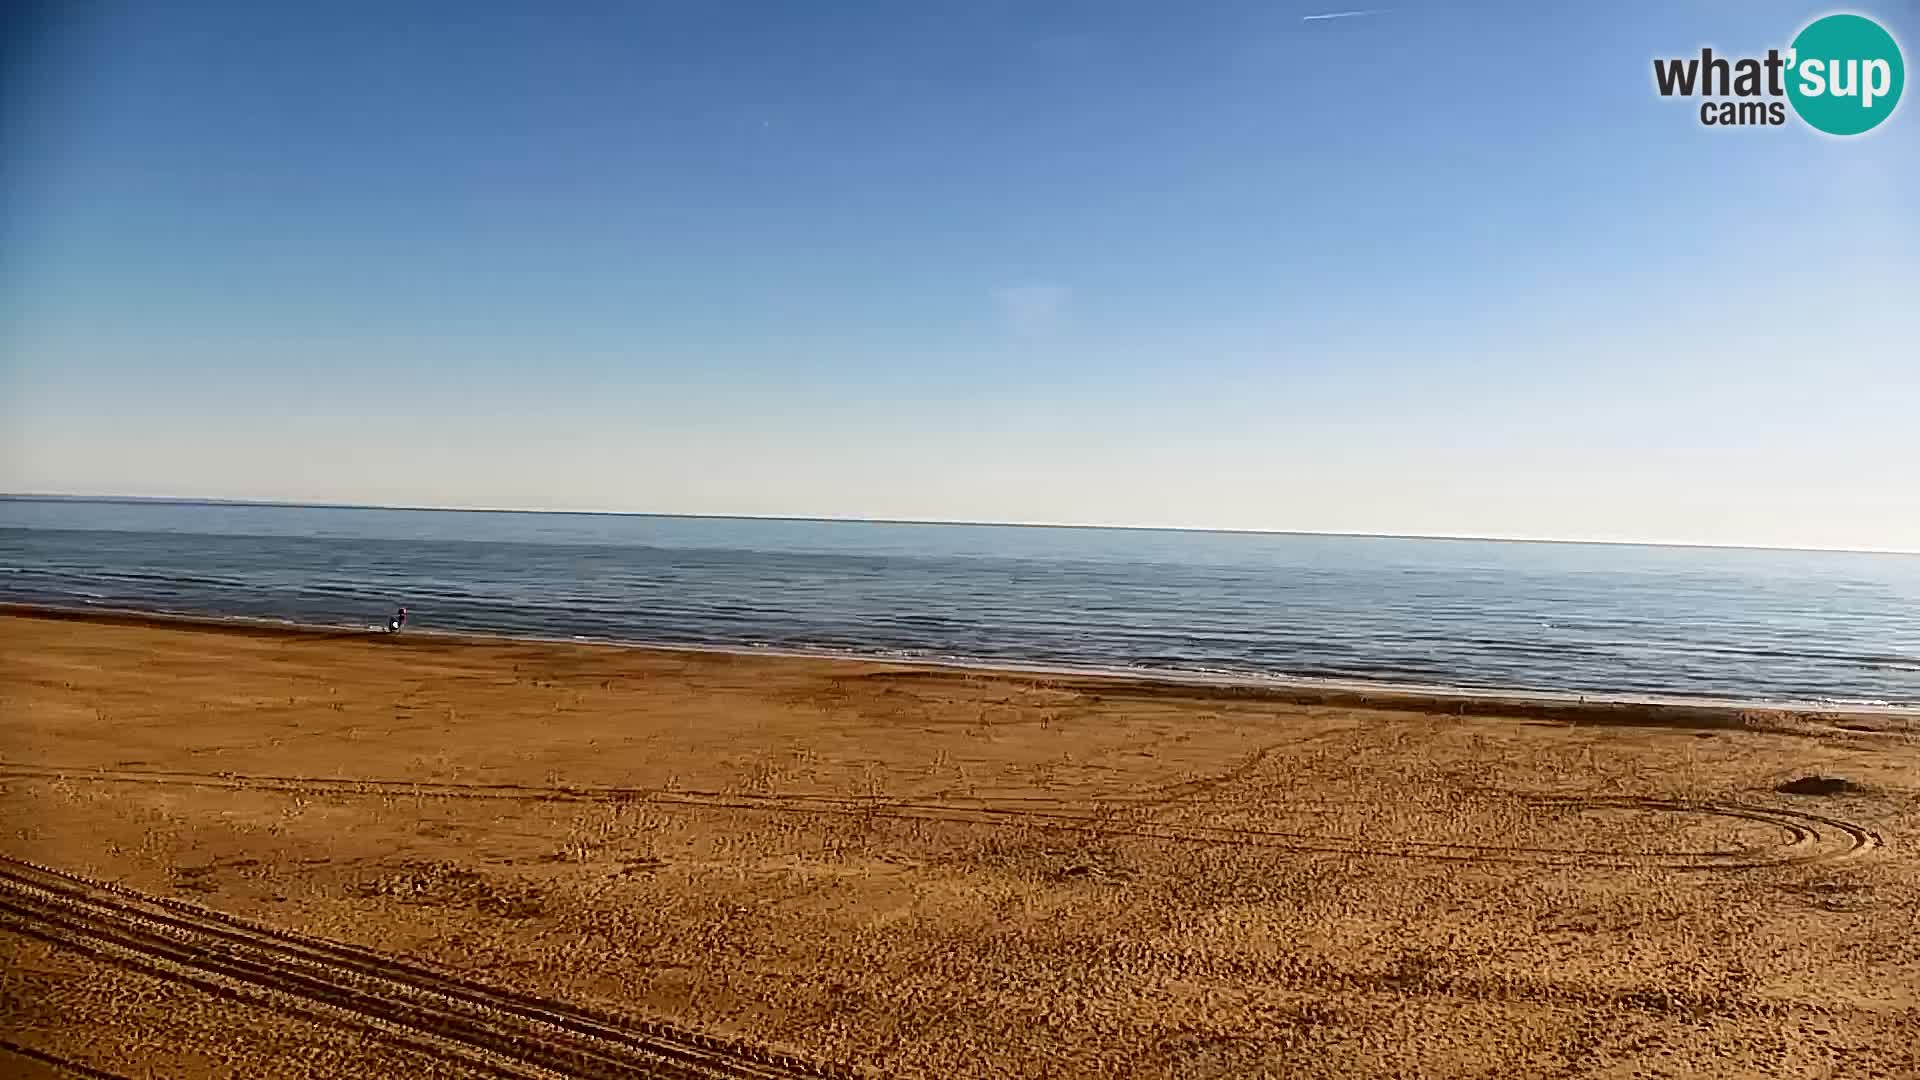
[3,497,1918,705]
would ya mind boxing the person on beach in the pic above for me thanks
[386,606,407,633]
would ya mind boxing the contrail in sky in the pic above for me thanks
[1301,8,1391,20]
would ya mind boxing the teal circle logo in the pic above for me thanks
[1786,14,1904,135]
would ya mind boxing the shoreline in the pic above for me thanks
[6,601,1914,728]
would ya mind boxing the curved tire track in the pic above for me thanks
[1,765,1881,869]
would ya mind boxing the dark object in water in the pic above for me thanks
[386,606,408,633]
[1774,775,1859,796]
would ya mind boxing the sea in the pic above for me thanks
[3,497,1918,707]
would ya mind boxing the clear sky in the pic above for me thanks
[3,1,1916,551]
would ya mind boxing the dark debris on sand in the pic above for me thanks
[1774,775,1862,796]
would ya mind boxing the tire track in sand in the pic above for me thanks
[0,857,857,1080]
[1,765,1881,869]
[0,1038,131,1080]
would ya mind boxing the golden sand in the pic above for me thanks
[2,610,1916,1078]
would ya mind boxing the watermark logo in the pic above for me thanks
[1653,12,1904,135]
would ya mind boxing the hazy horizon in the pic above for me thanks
[6,490,1919,557]
[5,2,1916,553]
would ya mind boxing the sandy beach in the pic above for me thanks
[2,608,1917,1078]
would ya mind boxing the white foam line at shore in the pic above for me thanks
[6,602,1915,716]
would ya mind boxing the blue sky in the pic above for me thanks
[4,1,1916,550]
